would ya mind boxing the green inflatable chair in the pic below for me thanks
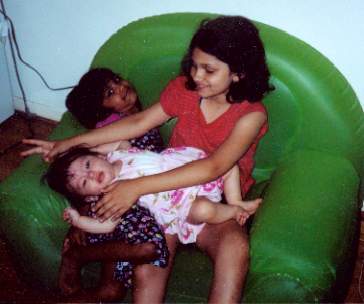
[1,13,363,303]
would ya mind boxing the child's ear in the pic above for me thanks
[232,73,244,82]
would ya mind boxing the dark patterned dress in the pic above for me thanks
[129,127,165,153]
[86,113,166,288]
[87,204,168,288]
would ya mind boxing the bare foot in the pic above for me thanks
[58,247,82,296]
[232,198,262,215]
[235,207,250,226]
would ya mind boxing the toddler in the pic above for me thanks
[45,145,261,245]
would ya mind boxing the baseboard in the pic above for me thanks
[13,96,64,122]
[14,110,58,125]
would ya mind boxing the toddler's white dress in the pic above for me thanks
[107,147,223,244]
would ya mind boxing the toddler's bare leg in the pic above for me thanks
[58,247,82,296]
[223,165,262,215]
[187,196,249,226]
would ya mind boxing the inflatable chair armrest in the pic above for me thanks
[244,150,360,302]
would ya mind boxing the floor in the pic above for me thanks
[0,112,363,303]
[0,112,61,303]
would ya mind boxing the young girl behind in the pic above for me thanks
[66,67,164,152]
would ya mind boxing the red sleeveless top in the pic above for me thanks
[160,76,268,196]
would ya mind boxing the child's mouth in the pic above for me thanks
[196,84,207,91]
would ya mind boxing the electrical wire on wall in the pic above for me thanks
[0,0,74,157]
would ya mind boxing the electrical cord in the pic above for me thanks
[0,1,74,157]
[0,5,34,156]
[0,3,74,91]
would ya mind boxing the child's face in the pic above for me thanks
[67,155,117,196]
[102,78,138,114]
[190,48,238,102]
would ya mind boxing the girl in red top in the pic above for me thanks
[23,15,273,303]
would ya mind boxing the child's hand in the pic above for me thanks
[21,139,56,162]
[22,138,76,161]
[93,179,141,221]
[63,207,80,226]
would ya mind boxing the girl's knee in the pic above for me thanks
[198,221,249,259]
[134,264,158,281]
[141,242,158,260]
[97,281,126,302]
[223,227,249,260]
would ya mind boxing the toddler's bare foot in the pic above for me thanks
[235,207,250,226]
[232,198,262,215]
[58,247,82,296]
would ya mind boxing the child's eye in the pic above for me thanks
[105,88,114,98]
[206,68,215,74]
[85,160,90,169]
[82,179,87,188]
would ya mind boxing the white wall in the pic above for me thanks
[1,0,364,121]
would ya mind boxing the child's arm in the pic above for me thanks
[63,207,119,234]
[94,111,266,220]
[222,165,243,205]
[63,204,90,252]
[91,140,131,155]
[21,103,169,161]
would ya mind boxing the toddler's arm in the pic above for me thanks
[63,207,119,234]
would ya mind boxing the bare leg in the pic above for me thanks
[64,261,126,303]
[59,241,158,296]
[187,196,249,226]
[196,220,249,303]
[133,234,179,303]
[223,165,263,215]
[58,247,82,295]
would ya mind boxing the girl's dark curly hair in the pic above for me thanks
[42,146,100,208]
[66,68,141,129]
[181,15,273,103]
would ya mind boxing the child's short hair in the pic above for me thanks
[42,146,100,208]
[182,15,273,102]
[66,68,121,129]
